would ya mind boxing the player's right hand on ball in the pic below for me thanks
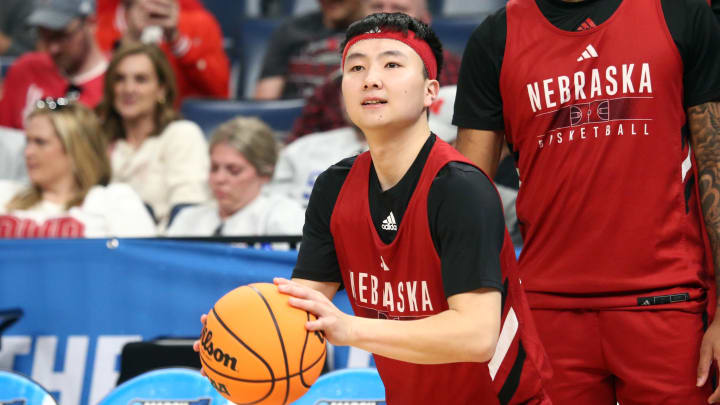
[192,313,208,377]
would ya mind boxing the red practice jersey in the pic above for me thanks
[500,0,710,310]
[330,139,551,405]
[0,53,105,129]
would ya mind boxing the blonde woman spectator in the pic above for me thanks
[97,42,209,227]
[0,99,156,238]
[167,117,304,236]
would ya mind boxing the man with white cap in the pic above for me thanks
[0,0,107,129]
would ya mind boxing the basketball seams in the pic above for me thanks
[249,284,292,405]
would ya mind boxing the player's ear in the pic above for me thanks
[423,79,440,109]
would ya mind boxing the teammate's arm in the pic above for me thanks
[690,102,720,402]
[456,128,505,179]
[276,277,501,364]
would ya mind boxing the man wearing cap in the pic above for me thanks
[0,0,107,129]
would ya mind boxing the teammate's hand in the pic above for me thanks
[697,314,720,403]
[274,277,354,346]
[192,313,208,377]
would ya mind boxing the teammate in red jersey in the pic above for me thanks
[453,0,720,403]
[273,13,550,405]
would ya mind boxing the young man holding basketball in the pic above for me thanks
[272,13,551,404]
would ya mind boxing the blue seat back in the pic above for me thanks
[98,368,230,405]
[292,368,386,405]
[0,370,57,405]
[432,15,489,57]
[181,98,305,138]
[238,18,282,99]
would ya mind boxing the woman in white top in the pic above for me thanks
[167,117,304,236]
[0,99,156,238]
[97,42,209,228]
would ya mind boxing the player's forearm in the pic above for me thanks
[348,298,500,364]
[688,101,720,305]
[456,128,504,179]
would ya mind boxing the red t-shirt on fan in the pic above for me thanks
[500,0,710,310]
[330,139,551,405]
[0,53,105,129]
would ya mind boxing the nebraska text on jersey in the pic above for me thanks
[527,63,653,113]
[348,271,434,315]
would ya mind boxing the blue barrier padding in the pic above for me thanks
[0,239,365,405]
[0,370,57,405]
[97,368,229,405]
[292,368,385,405]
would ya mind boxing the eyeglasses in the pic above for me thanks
[35,97,72,111]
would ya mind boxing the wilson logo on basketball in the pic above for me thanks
[201,327,238,371]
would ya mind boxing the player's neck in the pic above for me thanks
[366,118,430,191]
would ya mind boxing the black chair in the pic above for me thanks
[432,15,489,57]
[0,309,22,351]
[116,338,199,385]
[181,98,305,140]
[237,18,282,99]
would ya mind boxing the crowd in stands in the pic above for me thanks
[0,0,525,242]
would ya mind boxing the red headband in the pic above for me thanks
[341,29,438,80]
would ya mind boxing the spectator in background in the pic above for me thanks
[254,0,365,100]
[0,0,107,129]
[95,0,230,101]
[288,0,462,140]
[167,117,304,236]
[0,0,37,56]
[0,100,156,238]
[97,43,209,228]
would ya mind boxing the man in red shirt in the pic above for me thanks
[454,0,720,403]
[95,0,230,101]
[0,0,107,129]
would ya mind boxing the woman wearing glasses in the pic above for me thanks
[0,99,156,238]
[97,42,209,229]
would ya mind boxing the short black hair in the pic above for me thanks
[341,12,444,80]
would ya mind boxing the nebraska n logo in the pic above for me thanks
[576,44,598,62]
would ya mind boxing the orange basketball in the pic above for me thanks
[199,283,327,404]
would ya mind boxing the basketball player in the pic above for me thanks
[452,0,720,404]
[272,13,551,405]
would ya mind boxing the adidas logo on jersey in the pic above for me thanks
[381,212,398,231]
[380,255,390,271]
[576,44,598,62]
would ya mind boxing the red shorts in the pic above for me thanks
[532,309,711,405]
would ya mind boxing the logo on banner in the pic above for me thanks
[130,399,211,405]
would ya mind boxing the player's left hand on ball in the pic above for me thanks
[697,315,720,403]
[274,277,354,346]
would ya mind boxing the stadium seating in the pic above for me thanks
[238,18,282,99]
[293,368,385,405]
[181,98,305,138]
[99,368,230,405]
[432,15,488,57]
[0,370,58,405]
[437,0,505,15]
